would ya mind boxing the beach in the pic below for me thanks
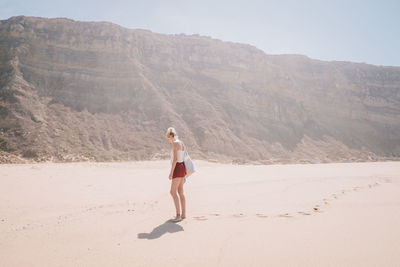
[1,160,399,266]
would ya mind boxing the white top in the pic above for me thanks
[170,139,185,163]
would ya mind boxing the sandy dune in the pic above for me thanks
[1,160,399,266]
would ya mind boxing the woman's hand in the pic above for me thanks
[169,173,173,180]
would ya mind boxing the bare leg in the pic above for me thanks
[170,178,183,220]
[178,177,186,219]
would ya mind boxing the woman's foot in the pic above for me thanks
[181,215,186,220]
[172,214,182,222]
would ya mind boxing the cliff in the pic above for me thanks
[0,16,399,163]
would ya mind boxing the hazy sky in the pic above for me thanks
[1,0,399,66]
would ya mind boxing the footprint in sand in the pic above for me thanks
[383,178,392,183]
[298,211,311,216]
[313,207,322,212]
[322,198,329,205]
[210,213,220,217]
[256,213,269,218]
[232,213,245,218]
[277,213,293,218]
[332,194,338,199]
[193,216,208,221]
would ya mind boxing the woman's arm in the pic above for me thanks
[169,142,178,180]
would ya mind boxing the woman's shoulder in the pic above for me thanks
[172,140,180,148]
[173,139,184,149]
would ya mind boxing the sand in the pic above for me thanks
[0,160,399,267]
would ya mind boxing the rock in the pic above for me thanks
[31,114,45,123]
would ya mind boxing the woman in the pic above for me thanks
[166,127,187,222]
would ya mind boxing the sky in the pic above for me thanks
[1,0,399,66]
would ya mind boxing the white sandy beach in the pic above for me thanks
[0,160,399,267]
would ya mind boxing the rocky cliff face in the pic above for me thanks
[0,16,399,163]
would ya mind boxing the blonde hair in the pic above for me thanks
[166,127,177,138]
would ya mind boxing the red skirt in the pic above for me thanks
[172,162,187,178]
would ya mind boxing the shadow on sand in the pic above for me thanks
[137,220,184,239]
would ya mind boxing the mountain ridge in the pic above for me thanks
[0,15,399,163]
